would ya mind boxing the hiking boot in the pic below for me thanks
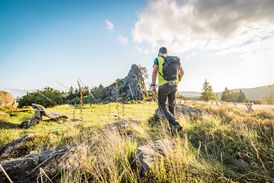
[174,122,183,132]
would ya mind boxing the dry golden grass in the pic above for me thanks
[0,102,273,182]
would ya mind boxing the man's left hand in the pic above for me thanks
[150,85,157,96]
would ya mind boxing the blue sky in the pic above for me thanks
[1,0,274,96]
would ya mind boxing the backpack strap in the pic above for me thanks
[158,56,166,77]
[158,71,164,77]
[160,55,166,59]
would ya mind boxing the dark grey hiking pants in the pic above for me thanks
[158,83,178,126]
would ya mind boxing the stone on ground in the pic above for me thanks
[0,91,17,108]
[136,139,173,174]
[154,104,203,120]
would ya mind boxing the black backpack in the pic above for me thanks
[159,56,180,81]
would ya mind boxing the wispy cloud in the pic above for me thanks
[104,19,129,46]
[105,19,114,31]
[117,35,128,45]
[132,0,274,54]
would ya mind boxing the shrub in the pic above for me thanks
[221,88,247,102]
[18,87,65,108]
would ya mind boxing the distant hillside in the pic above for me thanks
[227,84,274,100]
[182,84,274,100]
[181,91,201,98]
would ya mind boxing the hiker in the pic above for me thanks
[150,47,184,132]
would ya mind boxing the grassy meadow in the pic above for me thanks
[0,101,273,182]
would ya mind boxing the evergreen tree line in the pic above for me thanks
[18,85,105,108]
[18,80,270,108]
[200,80,247,102]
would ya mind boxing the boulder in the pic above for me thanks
[230,158,249,170]
[103,120,144,141]
[176,104,203,120]
[155,108,165,119]
[104,120,140,130]
[0,91,17,108]
[154,104,203,120]
[99,64,147,102]
[136,139,173,174]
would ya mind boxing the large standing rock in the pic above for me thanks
[99,64,147,102]
[0,91,17,108]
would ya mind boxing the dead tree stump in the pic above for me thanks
[246,103,254,112]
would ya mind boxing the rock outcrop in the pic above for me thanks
[99,64,147,102]
[0,91,17,108]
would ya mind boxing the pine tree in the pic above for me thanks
[221,87,230,101]
[67,86,75,100]
[238,90,247,102]
[82,86,90,96]
[268,84,274,104]
[200,80,218,101]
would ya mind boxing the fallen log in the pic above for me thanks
[20,104,68,128]
[0,146,72,183]
[0,135,30,160]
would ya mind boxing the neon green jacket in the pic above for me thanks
[155,54,180,86]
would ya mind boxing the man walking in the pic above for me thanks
[150,47,184,132]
